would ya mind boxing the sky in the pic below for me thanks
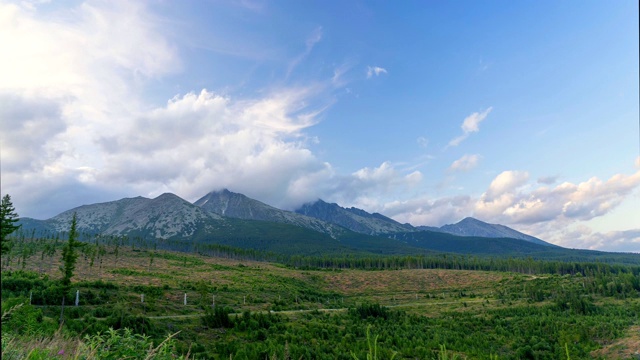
[1,0,639,252]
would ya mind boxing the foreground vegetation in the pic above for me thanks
[2,235,640,359]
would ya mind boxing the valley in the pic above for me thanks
[2,235,639,359]
[3,191,640,359]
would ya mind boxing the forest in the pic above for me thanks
[2,223,640,359]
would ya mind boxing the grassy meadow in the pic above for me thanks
[2,237,639,359]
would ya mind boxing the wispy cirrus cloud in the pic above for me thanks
[366,66,387,78]
[286,26,323,79]
[448,154,481,172]
[0,1,420,218]
[448,107,493,147]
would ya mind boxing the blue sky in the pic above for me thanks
[1,0,639,252]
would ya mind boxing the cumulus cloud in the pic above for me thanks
[315,162,423,210]
[383,167,640,250]
[537,176,558,185]
[384,195,473,228]
[0,1,336,216]
[448,107,492,147]
[520,223,640,253]
[448,154,481,172]
[0,1,182,214]
[0,1,423,218]
[95,87,336,209]
[565,229,640,253]
[366,66,387,78]
[474,170,640,225]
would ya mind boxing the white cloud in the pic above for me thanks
[416,136,429,148]
[0,1,420,219]
[565,229,640,253]
[484,170,529,200]
[95,88,333,209]
[384,195,473,228]
[384,167,640,250]
[0,1,336,216]
[448,107,492,147]
[474,170,640,225]
[537,176,558,185]
[366,66,387,79]
[287,26,323,79]
[448,154,481,172]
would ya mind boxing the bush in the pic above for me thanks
[78,328,184,359]
[201,306,234,329]
[1,298,55,337]
[351,303,391,320]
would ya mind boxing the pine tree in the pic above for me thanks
[1,194,21,254]
[60,212,81,291]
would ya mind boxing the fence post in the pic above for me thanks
[184,293,187,306]
[141,294,144,303]
[75,290,79,306]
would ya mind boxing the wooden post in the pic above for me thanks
[59,297,65,324]
[184,293,187,306]
[75,290,79,306]
[141,294,144,303]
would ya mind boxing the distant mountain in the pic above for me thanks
[419,217,555,247]
[15,190,583,260]
[20,193,223,239]
[295,199,414,235]
[194,189,348,238]
[17,192,414,256]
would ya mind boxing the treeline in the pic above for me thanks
[284,253,640,276]
[5,231,640,281]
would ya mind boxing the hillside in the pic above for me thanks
[429,217,554,247]
[194,189,348,239]
[15,190,640,264]
[295,199,414,235]
[2,239,639,359]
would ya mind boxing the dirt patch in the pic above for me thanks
[591,326,640,360]
[321,269,505,295]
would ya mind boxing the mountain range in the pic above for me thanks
[17,189,638,263]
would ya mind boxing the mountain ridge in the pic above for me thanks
[193,189,348,238]
[295,199,414,235]
[419,217,555,247]
[17,189,559,257]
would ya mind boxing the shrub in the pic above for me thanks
[201,306,234,329]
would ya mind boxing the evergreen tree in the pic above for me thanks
[60,212,81,291]
[1,194,21,254]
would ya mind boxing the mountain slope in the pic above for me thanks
[20,194,223,239]
[17,193,412,256]
[391,230,556,255]
[295,199,413,235]
[420,217,555,247]
[194,189,348,238]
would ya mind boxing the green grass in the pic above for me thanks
[2,239,640,359]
